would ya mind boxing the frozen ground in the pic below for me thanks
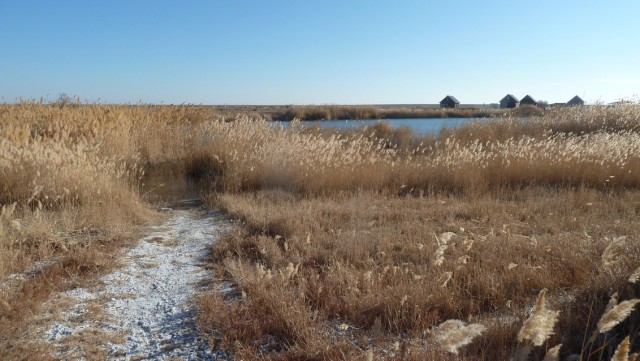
[43,209,229,360]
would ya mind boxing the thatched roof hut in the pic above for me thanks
[500,94,520,109]
[567,96,584,106]
[439,95,460,109]
[520,95,538,106]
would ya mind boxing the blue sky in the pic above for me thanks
[1,0,638,104]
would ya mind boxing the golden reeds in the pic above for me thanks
[596,298,640,333]
[4,101,640,359]
[517,289,560,347]
[602,237,628,269]
[543,343,562,361]
[628,266,640,284]
[271,104,500,121]
[611,336,630,361]
[0,102,161,280]
[432,319,486,354]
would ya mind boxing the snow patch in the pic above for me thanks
[45,210,229,360]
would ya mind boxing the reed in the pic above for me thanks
[3,101,640,360]
[0,102,168,280]
[517,289,559,347]
[175,107,640,196]
[596,299,640,334]
[611,336,630,361]
[628,267,640,284]
[543,344,562,361]
[196,103,640,359]
[432,319,486,354]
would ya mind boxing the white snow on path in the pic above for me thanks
[45,210,229,360]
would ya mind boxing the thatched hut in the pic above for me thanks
[520,95,538,107]
[439,95,460,109]
[500,94,520,109]
[567,95,584,106]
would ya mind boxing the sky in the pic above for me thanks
[1,0,639,105]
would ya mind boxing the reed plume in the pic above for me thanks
[439,271,453,287]
[433,244,447,266]
[611,336,630,361]
[628,266,640,283]
[596,298,640,333]
[517,288,560,346]
[543,343,562,361]
[602,236,627,268]
[433,319,486,354]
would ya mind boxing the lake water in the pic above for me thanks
[279,118,485,136]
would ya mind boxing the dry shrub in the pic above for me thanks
[512,104,545,117]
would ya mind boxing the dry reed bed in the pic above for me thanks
[182,105,640,194]
[2,102,640,359]
[0,103,196,279]
[201,190,640,360]
[0,102,241,282]
[0,103,197,356]
[192,104,640,359]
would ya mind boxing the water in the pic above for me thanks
[279,118,485,136]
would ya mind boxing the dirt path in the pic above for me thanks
[40,209,229,360]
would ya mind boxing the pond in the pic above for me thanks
[278,117,486,135]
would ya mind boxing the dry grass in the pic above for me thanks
[0,102,188,279]
[190,103,640,359]
[2,101,640,360]
[173,104,640,195]
[0,102,197,358]
[200,188,640,359]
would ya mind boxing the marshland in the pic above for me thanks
[1,101,639,360]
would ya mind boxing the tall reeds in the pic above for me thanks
[194,103,640,359]
[181,104,640,195]
[3,101,640,360]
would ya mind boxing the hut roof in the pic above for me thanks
[440,95,460,104]
[567,95,584,105]
[501,94,519,103]
[520,95,537,104]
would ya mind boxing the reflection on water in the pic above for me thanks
[278,117,485,135]
[140,163,202,206]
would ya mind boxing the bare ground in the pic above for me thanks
[29,209,229,360]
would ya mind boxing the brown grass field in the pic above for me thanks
[1,101,640,360]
